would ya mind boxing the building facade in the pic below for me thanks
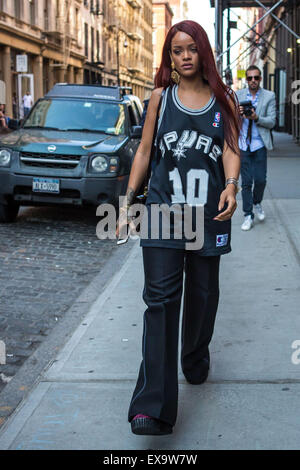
[168,0,188,25]
[103,0,154,100]
[262,2,300,143]
[0,0,154,118]
[153,1,173,78]
[234,2,300,143]
[0,0,85,118]
[81,0,105,85]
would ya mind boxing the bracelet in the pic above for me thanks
[225,178,241,194]
[225,177,239,187]
[119,205,131,213]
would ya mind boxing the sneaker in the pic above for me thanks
[254,203,265,221]
[241,215,254,231]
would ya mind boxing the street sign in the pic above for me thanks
[0,80,5,104]
[237,69,246,79]
[16,55,28,73]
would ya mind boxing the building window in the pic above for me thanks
[84,23,89,57]
[75,8,80,41]
[97,30,100,62]
[91,27,95,62]
[14,0,22,19]
[102,36,106,64]
[44,0,50,30]
[29,0,36,25]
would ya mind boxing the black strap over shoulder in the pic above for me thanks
[145,91,164,182]
[134,90,164,203]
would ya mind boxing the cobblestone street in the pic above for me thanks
[0,205,116,395]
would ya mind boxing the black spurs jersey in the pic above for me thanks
[140,84,232,256]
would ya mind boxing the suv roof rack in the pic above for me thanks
[119,86,133,96]
[45,84,128,101]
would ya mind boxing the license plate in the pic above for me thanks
[32,177,60,193]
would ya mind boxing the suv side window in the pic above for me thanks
[132,101,141,124]
[128,104,139,127]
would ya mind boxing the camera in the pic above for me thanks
[239,100,255,117]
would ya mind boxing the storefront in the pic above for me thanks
[0,29,84,120]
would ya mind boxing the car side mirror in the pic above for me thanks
[131,125,142,138]
[8,119,21,130]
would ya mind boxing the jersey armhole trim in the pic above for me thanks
[155,88,168,144]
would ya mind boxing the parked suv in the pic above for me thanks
[0,84,143,222]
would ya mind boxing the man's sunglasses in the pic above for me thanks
[246,75,260,81]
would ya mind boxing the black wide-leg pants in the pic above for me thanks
[128,246,221,427]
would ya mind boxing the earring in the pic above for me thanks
[171,60,180,85]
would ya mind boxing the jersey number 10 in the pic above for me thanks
[169,168,209,206]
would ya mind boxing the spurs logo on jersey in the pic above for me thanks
[159,130,223,162]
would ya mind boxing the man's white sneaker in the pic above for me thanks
[254,203,265,221]
[241,215,254,231]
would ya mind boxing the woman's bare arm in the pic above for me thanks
[213,103,241,221]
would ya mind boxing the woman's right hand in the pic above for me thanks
[116,208,130,240]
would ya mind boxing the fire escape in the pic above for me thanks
[211,0,300,140]
[211,0,299,75]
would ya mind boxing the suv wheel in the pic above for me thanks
[0,202,20,223]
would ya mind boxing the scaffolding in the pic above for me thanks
[211,0,300,141]
[211,0,300,73]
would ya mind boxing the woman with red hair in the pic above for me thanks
[117,20,241,435]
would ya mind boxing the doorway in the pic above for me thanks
[17,74,34,118]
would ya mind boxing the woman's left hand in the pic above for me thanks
[213,186,237,221]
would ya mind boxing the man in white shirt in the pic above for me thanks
[23,91,33,117]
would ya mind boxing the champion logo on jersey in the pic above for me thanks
[213,112,221,127]
[216,234,228,247]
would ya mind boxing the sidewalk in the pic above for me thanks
[0,134,299,450]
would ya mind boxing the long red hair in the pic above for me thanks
[154,20,241,156]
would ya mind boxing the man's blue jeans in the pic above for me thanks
[240,146,267,218]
